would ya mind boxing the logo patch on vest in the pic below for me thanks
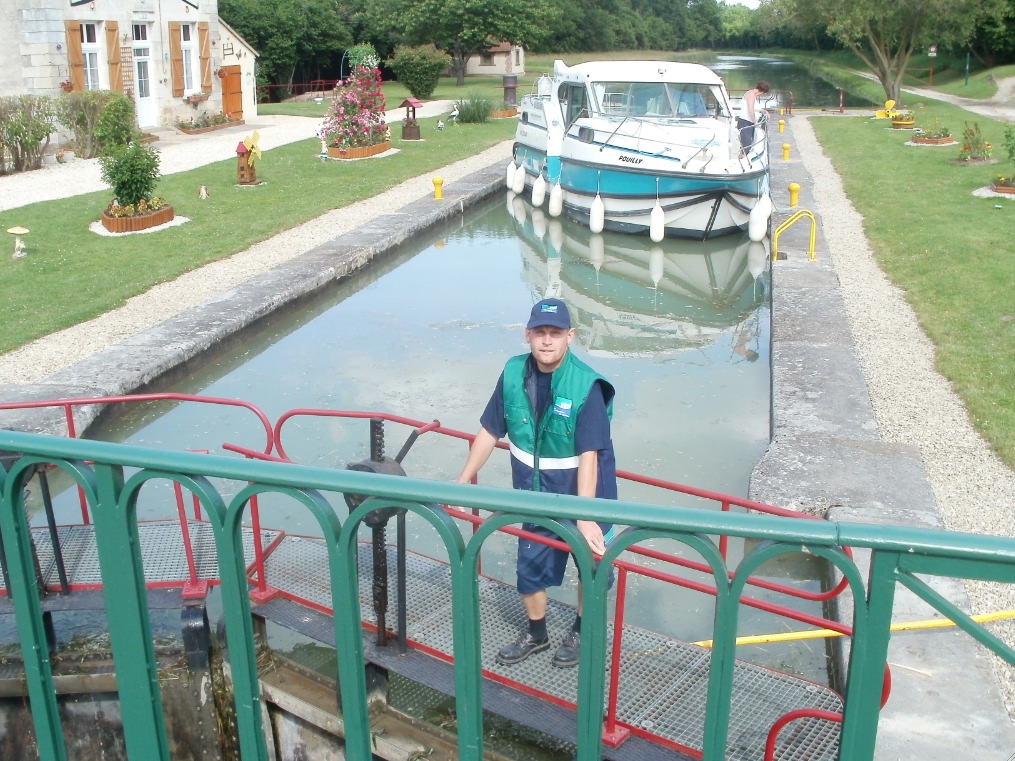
[552,396,573,417]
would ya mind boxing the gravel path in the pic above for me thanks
[793,115,1015,716]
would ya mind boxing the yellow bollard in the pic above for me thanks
[789,182,801,208]
[779,107,785,116]
[782,143,791,161]
[779,119,785,133]
[433,176,444,200]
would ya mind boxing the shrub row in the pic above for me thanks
[0,90,138,175]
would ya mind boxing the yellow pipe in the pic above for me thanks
[693,609,1015,648]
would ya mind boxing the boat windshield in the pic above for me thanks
[591,81,728,119]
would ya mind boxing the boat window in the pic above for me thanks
[559,83,589,129]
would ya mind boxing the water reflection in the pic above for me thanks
[508,190,769,359]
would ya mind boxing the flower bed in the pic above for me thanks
[327,141,391,159]
[490,108,518,119]
[100,204,175,233]
[913,135,956,145]
[177,120,244,136]
[991,182,1015,195]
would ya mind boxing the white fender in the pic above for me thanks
[548,183,563,217]
[505,161,516,189]
[747,239,770,279]
[511,194,527,224]
[748,194,773,242]
[505,190,516,217]
[511,163,526,194]
[532,209,547,239]
[589,233,605,273]
[649,201,665,243]
[549,219,564,254]
[531,173,547,207]
[649,247,665,288]
[590,193,605,234]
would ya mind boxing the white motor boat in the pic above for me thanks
[510,59,772,241]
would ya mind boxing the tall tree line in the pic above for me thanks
[219,0,1015,101]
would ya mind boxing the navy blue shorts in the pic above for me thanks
[516,520,614,595]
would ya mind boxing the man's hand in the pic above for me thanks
[576,519,606,555]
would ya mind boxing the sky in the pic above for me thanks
[723,0,761,8]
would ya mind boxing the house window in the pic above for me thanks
[180,23,197,92]
[515,49,521,66]
[133,25,151,99]
[80,22,101,90]
[480,53,494,66]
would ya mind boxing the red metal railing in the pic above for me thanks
[1,395,865,756]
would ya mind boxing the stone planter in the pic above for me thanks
[990,182,1015,195]
[913,135,956,145]
[327,141,392,160]
[100,204,175,233]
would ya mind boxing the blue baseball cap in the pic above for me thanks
[526,298,571,330]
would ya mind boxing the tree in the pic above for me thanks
[220,0,352,96]
[395,0,560,85]
[763,0,1007,102]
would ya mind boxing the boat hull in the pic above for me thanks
[514,140,768,240]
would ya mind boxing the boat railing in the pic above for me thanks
[589,113,735,163]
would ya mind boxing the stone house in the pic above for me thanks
[463,42,525,77]
[0,1,257,130]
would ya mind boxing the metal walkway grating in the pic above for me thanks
[261,535,843,760]
[0,521,280,592]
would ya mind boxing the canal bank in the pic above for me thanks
[756,114,1015,758]
[1,113,1013,758]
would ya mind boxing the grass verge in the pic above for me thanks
[809,102,1014,467]
[0,115,515,354]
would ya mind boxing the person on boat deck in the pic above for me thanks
[737,80,771,152]
[455,298,617,668]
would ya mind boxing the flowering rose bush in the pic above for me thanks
[319,65,389,149]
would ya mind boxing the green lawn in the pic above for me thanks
[808,100,1014,467]
[0,115,516,353]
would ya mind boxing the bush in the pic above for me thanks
[94,92,138,155]
[386,45,451,101]
[456,91,493,124]
[99,141,162,207]
[56,90,122,159]
[0,95,56,174]
[346,43,380,72]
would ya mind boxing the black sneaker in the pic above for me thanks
[552,629,580,668]
[496,630,550,665]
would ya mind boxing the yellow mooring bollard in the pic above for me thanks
[782,143,791,161]
[433,176,444,200]
[789,182,801,208]
[779,119,785,133]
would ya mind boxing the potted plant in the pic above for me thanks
[991,126,1015,195]
[98,141,175,233]
[890,109,916,129]
[490,100,518,119]
[60,80,73,93]
[958,121,992,162]
[319,57,390,159]
[913,118,954,145]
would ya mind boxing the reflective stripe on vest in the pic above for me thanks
[509,441,579,470]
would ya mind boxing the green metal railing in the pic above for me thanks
[2,429,1015,761]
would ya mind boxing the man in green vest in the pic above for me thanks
[456,298,617,668]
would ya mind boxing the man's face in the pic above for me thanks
[525,325,574,372]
